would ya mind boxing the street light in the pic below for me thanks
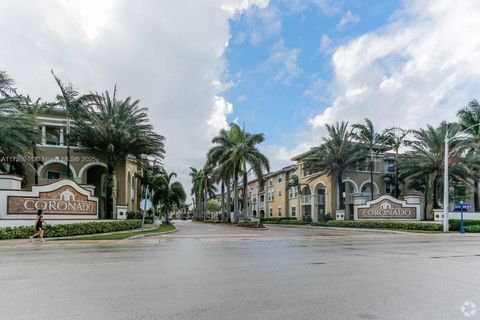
[443,123,480,232]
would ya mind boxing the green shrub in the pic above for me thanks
[279,220,309,225]
[261,217,298,224]
[310,221,328,226]
[448,219,480,231]
[0,220,142,240]
[326,220,443,231]
[238,221,264,228]
[464,224,480,232]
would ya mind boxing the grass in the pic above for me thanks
[65,224,176,240]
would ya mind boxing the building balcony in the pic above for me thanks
[345,193,380,204]
[259,202,265,209]
[301,195,312,205]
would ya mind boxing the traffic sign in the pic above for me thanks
[140,199,152,212]
[454,204,473,210]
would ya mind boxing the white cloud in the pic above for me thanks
[243,5,282,45]
[265,40,302,84]
[208,96,234,135]
[318,34,332,53]
[336,10,359,30]
[0,0,266,195]
[276,0,480,165]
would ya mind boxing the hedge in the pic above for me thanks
[261,217,298,224]
[0,220,142,240]
[464,225,480,232]
[448,219,480,231]
[325,220,443,231]
[238,221,264,228]
[279,220,310,225]
[310,222,328,227]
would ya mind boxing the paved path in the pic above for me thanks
[1,221,480,320]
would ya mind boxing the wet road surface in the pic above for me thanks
[1,220,479,320]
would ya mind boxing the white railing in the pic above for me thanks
[345,193,380,204]
[301,195,312,204]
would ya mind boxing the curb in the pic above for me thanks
[127,227,178,239]
[265,224,408,234]
[50,224,159,240]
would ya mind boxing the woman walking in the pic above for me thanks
[29,210,48,242]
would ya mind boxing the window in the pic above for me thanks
[385,180,392,195]
[278,206,282,217]
[385,161,395,173]
[268,190,275,201]
[278,190,282,197]
[289,187,298,198]
[269,179,273,187]
[45,126,60,145]
[278,175,283,183]
[269,208,273,217]
[291,207,296,217]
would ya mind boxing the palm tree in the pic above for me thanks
[305,121,365,211]
[189,167,204,220]
[72,87,165,219]
[152,171,186,225]
[352,118,386,200]
[209,124,269,222]
[457,100,480,211]
[51,71,97,178]
[0,72,40,178]
[400,122,479,215]
[383,127,410,198]
[17,96,54,184]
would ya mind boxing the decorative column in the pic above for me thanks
[41,125,46,145]
[59,128,64,146]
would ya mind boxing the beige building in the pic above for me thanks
[245,149,407,222]
[19,110,140,218]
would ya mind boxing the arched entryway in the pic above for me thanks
[300,186,312,220]
[313,183,327,221]
[79,163,108,218]
[38,161,76,185]
[343,179,358,220]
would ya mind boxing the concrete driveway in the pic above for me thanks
[1,220,479,320]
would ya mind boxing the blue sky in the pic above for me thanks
[224,0,401,149]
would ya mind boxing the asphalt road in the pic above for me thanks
[1,221,480,320]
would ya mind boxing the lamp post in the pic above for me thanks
[443,123,480,232]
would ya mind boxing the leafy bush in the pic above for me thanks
[326,220,443,231]
[0,220,142,240]
[279,220,310,225]
[261,217,298,224]
[464,224,480,232]
[448,219,480,231]
[238,221,264,228]
[310,221,328,226]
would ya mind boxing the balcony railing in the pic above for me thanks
[259,202,265,209]
[345,193,380,204]
[301,195,312,204]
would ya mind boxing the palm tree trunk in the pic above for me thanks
[433,174,440,209]
[394,148,399,198]
[233,174,239,223]
[475,182,480,212]
[204,185,208,221]
[32,147,39,185]
[221,181,225,222]
[226,178,231,222]
[106,163,114,219]
[242,171,248,221]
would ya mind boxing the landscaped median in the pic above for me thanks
[0,220,174,240]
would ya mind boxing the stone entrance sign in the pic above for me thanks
[0,179,98,218]
[354,195,421,220]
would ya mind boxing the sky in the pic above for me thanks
[1,0,480,195]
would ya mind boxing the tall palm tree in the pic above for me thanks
[352,118,385,200]
[17,96,55,184]
[152,171,186,225]
[305,121,365,211]
[457,100,480,211]
[72,87,165,219]
[383,127,410,198]
[400,122,479,214]
[189,167,204,220]
[0,72,40,179]
[210,124,269,222]
[51,71,97,178]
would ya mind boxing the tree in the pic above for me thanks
[0,71,40,180]
[457,99,480,211]
[190,167,204,220]
[210,124,269,222]
[207,198,222,220]
[51,71,97,178]
[383,127,410,198]
[305,121,365,211]
[400,122,479,215]
[352,118,386,200]
[152,171,186,225]
[72,87,165,218]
